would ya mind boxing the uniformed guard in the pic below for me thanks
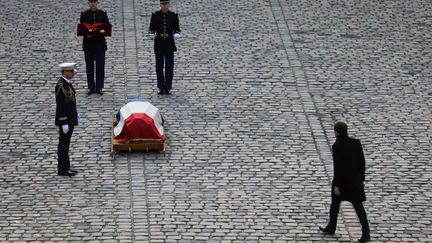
[80,0,110,95]
[148,0,181,95]
[55,63,79,177]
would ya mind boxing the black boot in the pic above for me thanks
[319,226,335,235]
[358,235,370,242]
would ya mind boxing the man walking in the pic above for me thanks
[80,0,110,95]
[148,0,181,95]
[319,121,371,242]
[55,63,79,177]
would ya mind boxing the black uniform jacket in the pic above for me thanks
[332,136,366,202]
[55,77,78,126]
[148,10,181,53]
[80,9,110,51]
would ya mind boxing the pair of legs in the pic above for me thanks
[155,50,174,94]
[325,196,370,237]
[57,125,75,174]
[84,47,106,93]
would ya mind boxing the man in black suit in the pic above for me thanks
[80,0,110,95]
[319,121,371,242]
[55,63,79,177]
[148,0,181,95]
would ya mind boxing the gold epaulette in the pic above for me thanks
[57,84,75,102]
[56,83,64,97]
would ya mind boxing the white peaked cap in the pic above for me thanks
[59,62,77,71]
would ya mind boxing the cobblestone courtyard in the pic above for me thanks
[0,0,431,242]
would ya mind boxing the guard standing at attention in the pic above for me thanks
[148,0,181,95]
[55,63,79,177]
[80,0,110,95]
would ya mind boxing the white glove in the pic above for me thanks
[62,124,69,134]
[77,114,81,126]
[147,33,155,40]
[174,33,181,40]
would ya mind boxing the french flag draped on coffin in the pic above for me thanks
[114,98,165,143]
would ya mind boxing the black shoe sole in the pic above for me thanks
[57,173,76,177]
[358,236,371,242]
[319,226,335,235]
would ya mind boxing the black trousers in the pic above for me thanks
[84,48,106,91]
[328,196,370,236]
[57,125,74,173]
[155,50,174,92]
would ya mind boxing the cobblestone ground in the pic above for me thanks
[0,0,431,242]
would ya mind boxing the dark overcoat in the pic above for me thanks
[55,77,78,126]
[80,9,110,51]
[332,136,366,202]
[148,10,181,53]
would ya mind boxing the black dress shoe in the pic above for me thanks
[68,169,78,173]
[87,89,95,95]
[358,235,370,242]
[95,90,103,95]
[158,90,164,95]
[164,90,171,95]
[319,226,335,235]
[58,171,77,177]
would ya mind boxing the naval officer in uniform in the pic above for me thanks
[148,0,181,95]
[55,63,79,177]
